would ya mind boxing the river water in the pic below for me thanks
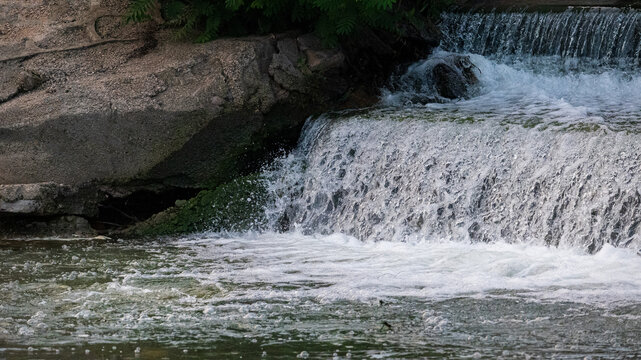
[3,8,641,359]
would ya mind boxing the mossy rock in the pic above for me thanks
[127,174,268,237]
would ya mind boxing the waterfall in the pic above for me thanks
[265,8,641,254]
[267,114,641,253]
[440,9,641,65]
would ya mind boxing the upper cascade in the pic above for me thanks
[440,9,641,64]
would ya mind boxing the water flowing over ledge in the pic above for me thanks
[440,9,641,65]
[266,115,641,253]
[261,8,641,254]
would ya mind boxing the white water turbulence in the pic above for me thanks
[2,235,641,358]
[385,9,641,128]
[384,51,641,127]
[268,115,641,253]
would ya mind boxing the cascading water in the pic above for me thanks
[265,8,641,255]
[439,9,641,64]
[4,8,641,359]
[268,114,641,252]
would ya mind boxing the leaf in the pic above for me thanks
[225,0,244,11]
[335,13,356,35]
[196,15,222,42]
[163,0,186,20]
[124,0,157,23]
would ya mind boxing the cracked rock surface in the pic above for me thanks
[0,0,347,188]
[0,0,437,237]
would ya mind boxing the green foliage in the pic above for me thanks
[127,0,452,45]
[125,0,158,23]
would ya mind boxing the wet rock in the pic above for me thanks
[0,183,98,217]
[1,215,96,240]
[432,55,479,99]
[123,174,268,237]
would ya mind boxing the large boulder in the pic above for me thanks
[0,0,439,238]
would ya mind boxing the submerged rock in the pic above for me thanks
[432,55,479,99]
[386,52,479,105]
[0,183,98,217]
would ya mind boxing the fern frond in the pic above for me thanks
[124,0,158,23]
[125,0,451,45]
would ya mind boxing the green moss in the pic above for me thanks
[129,174,269,237]
[455,116,475,124]
[522,117,543,129]
[564,123,602,133]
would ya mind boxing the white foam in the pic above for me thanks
[175,232,641,304]
[383,50,641,127]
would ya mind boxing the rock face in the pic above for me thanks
[0,0,438,238]
[0,183,99,216]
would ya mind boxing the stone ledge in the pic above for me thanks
[0,182,99,217]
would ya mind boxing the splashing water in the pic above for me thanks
[383,51,641,127]
[386,9,641,127]
[266,114,641,253]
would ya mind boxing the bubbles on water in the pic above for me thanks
[0,233,641,357]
